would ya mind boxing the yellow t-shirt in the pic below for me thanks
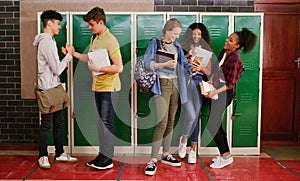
[89,29,122,92]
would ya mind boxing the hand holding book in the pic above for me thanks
[156,49,176,74]
[200,81,218,100]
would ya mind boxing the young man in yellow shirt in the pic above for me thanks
[72,7,123,170]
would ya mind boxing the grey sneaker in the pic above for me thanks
[55,152,78,162]
[212,156,221,162]
[178,136,187,159]
[210,156,233,168]
[38,156,51,169]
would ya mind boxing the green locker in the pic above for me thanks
[72,14,132,146]
[200,15,229,147]
[136,14,165,145]
[39,14,69,146]
[168,14,197,42]
[232,16,261,147]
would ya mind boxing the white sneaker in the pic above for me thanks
[212,156,221,162]
[178,136,187,158]
[188,150,197,164]
[55,152,78,162]
[38,156,51,169]
[210,156,233,168]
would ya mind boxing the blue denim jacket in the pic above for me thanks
[143,38,192,104]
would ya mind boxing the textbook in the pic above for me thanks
[88,48,111,76]
[156,49,175,74]
[192,47,213,68]
[199,81,218,100]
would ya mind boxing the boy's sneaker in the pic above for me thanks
[178,136,187,158]
[161,154,181,167]
[210,155,233,168]
[212,156,221,162]
[38,156,51,169]
[145,161,157,176]
[55,151,78,162]
[87,154,102,167]
[188,150,197,164]
[91,154,113,170]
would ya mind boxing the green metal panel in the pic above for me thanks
[200,15,229,147]
[136,14,164,145]
[72,14,131,146]
[232,16,261,147]
[168,14,197,42]
[39,14,68,146]
[202,15,229,62]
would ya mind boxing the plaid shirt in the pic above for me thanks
[213,49,244,90]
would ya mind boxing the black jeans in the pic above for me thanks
[39,110,64,158]
[94,91,119,159]
[206,89,234,154]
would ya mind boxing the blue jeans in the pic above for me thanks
[39,110,64,158]
[183,74,204,143]
[94,91,119,159]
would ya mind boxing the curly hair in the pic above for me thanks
[181,23,212,53]
[236,28,257,53]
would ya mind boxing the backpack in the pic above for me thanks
[134,38,160,93]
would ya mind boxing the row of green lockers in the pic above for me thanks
[41,13,262,151]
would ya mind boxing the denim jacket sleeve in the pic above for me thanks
[143,38,162,96]
[144,38,160,71]
[175,42,192,104]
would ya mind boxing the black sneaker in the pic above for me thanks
[161,154,181,167]
[91,154,113,170]
[145,161,157,176]
[87,154,102,167]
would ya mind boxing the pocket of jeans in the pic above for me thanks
[159,79,169,86]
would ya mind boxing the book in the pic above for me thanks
[199,81,218,100]
[156,49,175,74]
[87,48,111,76]
[192,46,213,68]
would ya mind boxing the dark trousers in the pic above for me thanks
[206,89,233,154]
[39,110,64,158]
[94,91,119,159]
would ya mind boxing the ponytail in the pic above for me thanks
[236,28,257,53]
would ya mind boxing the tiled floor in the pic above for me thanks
[0,142,300,181]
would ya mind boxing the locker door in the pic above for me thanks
[168,14,197,42]
[72,14,132,147]
[200,15,229,148]
[232,16,261,147]
[136,14,165,145]
[39,14,69,146]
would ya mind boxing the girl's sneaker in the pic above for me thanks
[161,154,181,167]
[38,156,51,169]
[178,136,187,158]
[210,155,233,168]
[145,161,157,176]
[188,150,197,164]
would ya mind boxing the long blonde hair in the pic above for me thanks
[161,18,183,50]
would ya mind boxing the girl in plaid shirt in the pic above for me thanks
[206,28,257,169]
